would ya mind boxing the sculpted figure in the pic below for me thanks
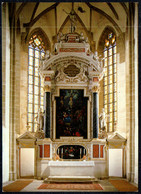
[93,51,99,61]
[45,50,50,60]
[35,108,44,131]
[63,9,76,33]
[99,108,109,131]
[80,32,85,42]
[57,32,66,43]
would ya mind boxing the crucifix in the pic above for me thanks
[63,3,76,33]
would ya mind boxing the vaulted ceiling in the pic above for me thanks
[9,2,129,49]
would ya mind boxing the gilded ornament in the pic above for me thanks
[92,86,99,92]
[43,85,51,92]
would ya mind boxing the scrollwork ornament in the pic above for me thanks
[55,61,89,84]
[51,86,56,94]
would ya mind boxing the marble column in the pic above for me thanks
[45,91,51,138]
[92,88,99,138]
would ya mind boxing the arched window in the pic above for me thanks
[27,34,45,132]
[103,32,117,132]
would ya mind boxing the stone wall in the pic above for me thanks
[2,3,10,183]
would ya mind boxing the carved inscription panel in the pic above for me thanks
[64,65,80,77]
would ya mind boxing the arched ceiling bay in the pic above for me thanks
[34,2,55,18]
[14,2,128,41]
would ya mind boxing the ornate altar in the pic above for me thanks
[33,31,108,181]
[17,31,114,181]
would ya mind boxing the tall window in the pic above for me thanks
[27,34,45,132]
[103,32,117,132]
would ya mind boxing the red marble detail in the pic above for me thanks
[100,145,104,158]
[45,77,51,81]
[68,37,76,42]
[44,144,50,158]
[67,34,79,43]
[93,77,99,82]
[59,48,85,52]
[39,145,43,158]
[93,144,99,158]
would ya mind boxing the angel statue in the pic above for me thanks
[99,108,109,132]
[93,51,99,61]
[35,108,44,131]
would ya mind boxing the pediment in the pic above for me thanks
[107,132,126,142]
[17,131,36,141]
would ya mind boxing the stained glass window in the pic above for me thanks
[27,34,45,132]
[103,33,117,132]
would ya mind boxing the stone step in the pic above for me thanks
[44,176,98,183]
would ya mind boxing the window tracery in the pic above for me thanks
[27,34,45,132]
[103,32,117,132]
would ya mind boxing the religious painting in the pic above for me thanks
[57,145,86,160]
[56,89,88,139]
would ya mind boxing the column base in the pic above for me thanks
[127,172,135,182]
[9,172,16,181]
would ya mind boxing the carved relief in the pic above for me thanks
[19,141,35,148]
[55,61,89,84]
[64,65,80,77]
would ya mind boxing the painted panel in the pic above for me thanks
[56,89,88,139]
[57,145,86,160]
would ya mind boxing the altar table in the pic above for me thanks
[45,161,96,182]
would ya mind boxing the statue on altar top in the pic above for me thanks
[63,8,76,33]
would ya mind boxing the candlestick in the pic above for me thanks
[61,148,63,159]
[83,149,85,155]
[80,148,82,158]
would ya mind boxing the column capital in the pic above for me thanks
[92,85,100,93]
[43,85,51,92]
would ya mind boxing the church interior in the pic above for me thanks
[2,2,138,192]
